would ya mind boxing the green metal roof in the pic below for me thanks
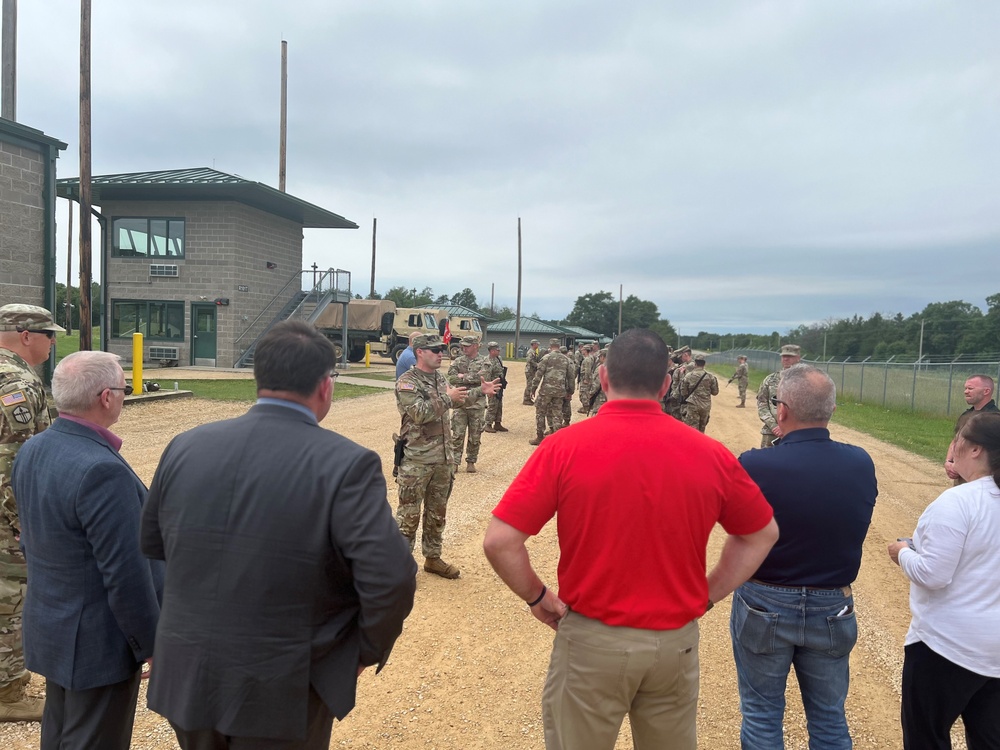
[56,167,357,229]
[419,303,494,321]
[487,316,575,335]
[0,117,68,151]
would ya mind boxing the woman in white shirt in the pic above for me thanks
[888,411,1000,749]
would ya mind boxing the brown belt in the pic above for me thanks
[749,578,852,597]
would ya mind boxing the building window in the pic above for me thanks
[111,300,184,340]
[113,218,185,258]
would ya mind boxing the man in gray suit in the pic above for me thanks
[142,319,416,749]
[12,351,162,750]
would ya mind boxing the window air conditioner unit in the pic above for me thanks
[149,346,180,361]
[149,264,180,277]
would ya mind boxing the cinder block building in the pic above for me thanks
[57,168,357,367]
[0,118,66,312]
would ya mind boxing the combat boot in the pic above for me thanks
[424,557,460,579]
[522,399,534,406]
[483,425,496,433]
[494,423,508,432]
[528,434,544,446]
[466,462,477,473]
[0,677,44,722]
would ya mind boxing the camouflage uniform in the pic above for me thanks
[666,360,695,420]
[578,351,598,413]
[531,347,575,441]
[484,353,506,429]
[586,351,608,416]
[395,367,456,558]
[731,361,749,406]
[0,348,49,692]
[522,344,544,404]
[757,370,782,448]
[447,350,492,467]
[680,365,719,433]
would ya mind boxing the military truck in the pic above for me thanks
[313,300,439,363]
[433,312,486,358]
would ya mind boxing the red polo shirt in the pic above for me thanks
[493,399,773,629]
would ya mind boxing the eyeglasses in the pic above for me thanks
[100,385,134,397]
[422,347,446,354]
[18,328,56,340]
[770,396,788,408]
[329,371,340,379]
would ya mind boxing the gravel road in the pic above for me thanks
[1,363,962,748]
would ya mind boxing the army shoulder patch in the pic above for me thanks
[398,382,416,391]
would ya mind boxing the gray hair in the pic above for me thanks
[776,363,836,423]
[53,351,123,414]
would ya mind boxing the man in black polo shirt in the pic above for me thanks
[731,363,877,749]
[962,374,999,414]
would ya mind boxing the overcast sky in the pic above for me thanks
[9,1,1000,334]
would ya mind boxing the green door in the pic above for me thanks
[191,303,217,366]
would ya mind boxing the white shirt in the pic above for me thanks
[899,476,1000,677]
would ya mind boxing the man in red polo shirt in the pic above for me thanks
[483,328,778,750]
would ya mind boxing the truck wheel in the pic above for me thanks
[390,344,408,365]
[331,342,345,361]
[449,343,462,359]
[348,346,366,363]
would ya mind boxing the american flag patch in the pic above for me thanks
[0,391,26,407]
[398,382,415,391]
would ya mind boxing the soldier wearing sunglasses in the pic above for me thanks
[0,303,64,721]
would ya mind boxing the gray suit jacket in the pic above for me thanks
[141,402,416,741]
[12,418,162,690]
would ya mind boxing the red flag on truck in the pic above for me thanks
[443,320,451,344]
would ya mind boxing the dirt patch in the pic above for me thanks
[1,365,958,749]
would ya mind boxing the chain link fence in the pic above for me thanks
[710,350,1000,417]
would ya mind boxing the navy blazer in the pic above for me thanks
[12,418,163,690]
[141,403,416,741]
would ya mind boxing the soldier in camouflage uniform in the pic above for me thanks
[664,346,694,420]
[559,347,574,428]
[577,344,595,414]
[680,355,719,433]
[757,344,801,448]
[483,342,508,433]
[448,336,499,473]
[522,339,543,405]
[729,355,749,407]
[396,334,476,578]
[529,338,575,445]
[587,348,608,416]
[0,304,63,721]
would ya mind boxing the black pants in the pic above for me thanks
[902,640,1000,750]
[42,671,141,750]
[171,686,333,750]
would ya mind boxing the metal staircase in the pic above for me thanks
[233,268,352,368]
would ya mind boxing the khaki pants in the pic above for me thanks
[542,612,699,750]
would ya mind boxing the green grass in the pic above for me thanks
[345,371,397,382]
[55,328,101,361]
[143,379,381,401]
[707,365,954,462]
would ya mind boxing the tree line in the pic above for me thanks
[683,295,1000,363]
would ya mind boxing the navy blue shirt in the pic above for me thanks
[739,427,877,587]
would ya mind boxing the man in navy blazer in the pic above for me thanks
[12,351,162,750]
[141,319,417,749]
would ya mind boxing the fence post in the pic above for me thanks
[860,356,871,403]
[947,359,955,415]
[841,357,850,394]
[883,355,895,407]
[911,357,922,411]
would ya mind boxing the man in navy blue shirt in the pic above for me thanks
[395,332,420,379]
[732,363,877,749]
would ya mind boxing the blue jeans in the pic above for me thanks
[730,581,858,749]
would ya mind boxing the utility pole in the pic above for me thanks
[78,0,93,351]
[1,0,15,120]
[278,40,287,191]
[65,202,73,333]
[369,217,376,298]
[514,218,522,351]
[618,284,623,336]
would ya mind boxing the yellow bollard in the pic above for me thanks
[365,343,371,368]
[132,333,143,393]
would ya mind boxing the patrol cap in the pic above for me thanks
[549,337,561,347]
[559,346,568,353]
[487,341,499,349]
[738,354,748,360]
[460,335,479,347]
[413,334,446,350]
[676,345,691,354]
[0,304,65,333]
[530,339,540,345]
[694,354,706,363]
[780,344,801,357]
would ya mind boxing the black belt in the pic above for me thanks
[749,578,852,596]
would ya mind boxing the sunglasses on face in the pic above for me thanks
[18,329,57,340]
[100,385,134,397]
[422,347,446,354]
